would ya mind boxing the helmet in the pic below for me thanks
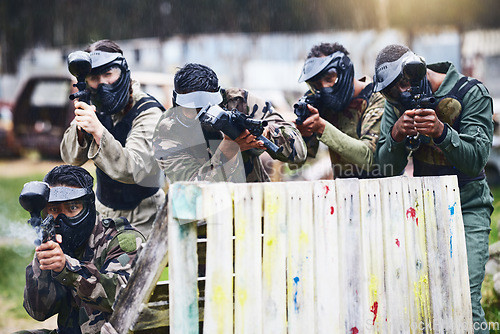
[89,51,131,115]
[47,186,96,255]
[298,51,355,113]
[373,50,431,110]
[373,50,423,93]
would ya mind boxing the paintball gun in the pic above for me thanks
[67,51,92,104]
[293,93,321,125]
[19,181,56,246]
[401,60,437,153]
[197,104,284,155]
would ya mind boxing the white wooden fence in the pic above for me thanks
[103,175,472,333]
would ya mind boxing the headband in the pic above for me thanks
[174,90,223,109]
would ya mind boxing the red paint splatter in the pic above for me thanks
[395,239,400,247]
[330,206,334,215]
[350,327,359,334]
[324,185,330,195]
[406,207,418,226]
[370,301,379,325]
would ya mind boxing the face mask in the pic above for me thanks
[91,68,131,115]
[317,82,354,113]
[54,207,95,256]
[303,52,355,113]
[46,186,96,256]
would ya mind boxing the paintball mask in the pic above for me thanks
[298,51,355,113]
[89,51,131,115]
[373,50,432,110]
[46,186,96,254]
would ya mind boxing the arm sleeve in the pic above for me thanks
[23,256,69,321]
[239,90,307,164]
[52,230,144,313]
[434,86,493,176]
[88,107,164,186]
[318,93,385,171]
[374,103,409,176]
[60,121,91,166]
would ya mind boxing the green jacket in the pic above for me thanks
[23,217,145,334]
[375,62,494,184]
[306,78,386,178]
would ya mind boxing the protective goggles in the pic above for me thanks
[373,50,422,92]
[306,66,338,91]
[44,186,93,227]
[173,90,223,109]
[380,74,411,103]
[298,51,345,83]
[89,51,127,75]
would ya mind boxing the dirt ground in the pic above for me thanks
[0,159,63,178]
[0,158,94,178]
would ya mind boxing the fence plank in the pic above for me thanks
[109,176,473,333]
[203,183,234,334]
[422,177,455,333]
[401,177,432,333]
[437,176,473,332]
[379,176,411,332]
[359,178,386,333]
[335,178,366,333]
[234,184,263,333]
[262,183,288,334]
[286,182,315,334]
[313,181,341,333]
[168,183,200,333]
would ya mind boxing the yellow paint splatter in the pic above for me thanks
[299,231,309,245]
[369,274,378,302]
[413,274,432,333]
[237,288,248,306]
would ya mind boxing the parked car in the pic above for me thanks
[0,71,173,159]
[9,74,75,158]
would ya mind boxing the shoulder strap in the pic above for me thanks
[358,82,374,101]
[446,76,481,102]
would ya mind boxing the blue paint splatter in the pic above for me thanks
[293,276,300,313]
[448,202,456,216]
[450,231,453,258]
[448,202,456,258]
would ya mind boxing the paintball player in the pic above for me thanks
[60,39,165,238]
[373,44,494,332]
[153,63,307,183]
[294,42,386,178]
[16,165,145,334]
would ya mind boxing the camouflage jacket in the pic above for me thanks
[23,216,145,334]
[306,79,386,178]
[153,88,307,183]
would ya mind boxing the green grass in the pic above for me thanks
[0,174,43,321]
[484,186,500,322]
